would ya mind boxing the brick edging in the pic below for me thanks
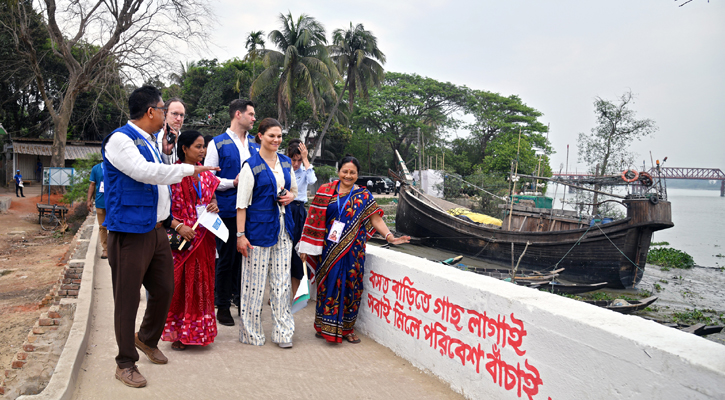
[1,212,96,396]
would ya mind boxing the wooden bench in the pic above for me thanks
[36,203,68,224]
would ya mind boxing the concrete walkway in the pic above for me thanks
[70,235,461,399]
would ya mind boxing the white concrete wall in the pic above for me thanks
[357,246,725,400]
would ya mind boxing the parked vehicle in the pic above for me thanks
[356,176,390,194]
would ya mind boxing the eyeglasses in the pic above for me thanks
[169,111,185,119]
[150,106,168,112]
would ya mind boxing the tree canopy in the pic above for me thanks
[1,7,557,207]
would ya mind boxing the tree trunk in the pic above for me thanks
[49,91,77,194]
[591,163,600,216]
[310,78,349,164]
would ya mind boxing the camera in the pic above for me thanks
[165,124,176,145]
[277,188,288,204]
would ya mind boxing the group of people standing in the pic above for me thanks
[95,85,409,388]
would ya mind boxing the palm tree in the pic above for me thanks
[250,12,338,123]
[244,30,265,78]
[310,22,386,163]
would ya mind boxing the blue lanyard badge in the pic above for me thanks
[193,176,202,201]
[336,182,354,221]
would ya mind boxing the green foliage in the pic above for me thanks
[251,12,338,123]
[672,308,716,325]
[314,165,338,183]
[63,154,102,205]
[464,90,551,174]
[651,241,670,246]
[578,91,657,176]
[647,247,695,269]
[354,72,467,169]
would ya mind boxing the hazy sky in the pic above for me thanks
[201,0,724,173]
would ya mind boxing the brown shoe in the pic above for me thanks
[135,333,168,364]
[115,365,147,388]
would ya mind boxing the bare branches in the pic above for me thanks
[1,0,214,167]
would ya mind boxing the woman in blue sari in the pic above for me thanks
[298,156,409,344]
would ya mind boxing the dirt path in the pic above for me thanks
[0,185,72,374]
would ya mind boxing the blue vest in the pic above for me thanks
[213,132,260,218]
[101,123,160,233]
[245,153,294,247]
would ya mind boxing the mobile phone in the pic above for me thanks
[165,124,175,145]
[277,188,288,204]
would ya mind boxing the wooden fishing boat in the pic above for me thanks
[583,296,658,314]
[395,186,673,288]
[645,320,725,337]
[529,281,609,295]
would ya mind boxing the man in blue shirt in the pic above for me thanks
[87,162,108,259]
[13,170,24,197]
[286,139,316,295]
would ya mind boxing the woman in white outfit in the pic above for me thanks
[236,118,298,348]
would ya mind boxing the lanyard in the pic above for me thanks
[141,135,163,164]
[139,134,171,197]
[193,175,202,201]
[336,182,354,221]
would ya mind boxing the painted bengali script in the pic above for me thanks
[367,270,546,400]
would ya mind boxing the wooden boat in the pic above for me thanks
[468,267,563,285]
[529,281,609,295]
[583,296,658,314]
[395,186,673,288]
[649,321,724,337]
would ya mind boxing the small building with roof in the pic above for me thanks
[2,137,101,186]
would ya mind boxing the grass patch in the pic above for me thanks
[651,241,669,246]
[375,197,398,205]
[672,308,718,325]
[647,247,695,269]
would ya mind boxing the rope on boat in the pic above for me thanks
[549,222,644,274]
[472,237,495,258]
[552,224,594,269]
[593,223,644,273]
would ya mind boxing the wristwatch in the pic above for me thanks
[236,231,245,238]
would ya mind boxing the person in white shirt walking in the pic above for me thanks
[286,139,317,295]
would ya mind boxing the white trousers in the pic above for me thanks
[239,216,295,345]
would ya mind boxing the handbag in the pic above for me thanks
[166,227,191,251]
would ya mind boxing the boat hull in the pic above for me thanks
[395,188,673,288]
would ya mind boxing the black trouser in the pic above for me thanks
[15,183,24,197]
[215,216,241,308]
[289,201,307,280]
[108,225,174,369]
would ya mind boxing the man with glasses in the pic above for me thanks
[156,97,186,164]
[102,85,219,388]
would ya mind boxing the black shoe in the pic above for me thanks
[216,307,234,326]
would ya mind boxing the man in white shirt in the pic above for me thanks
[156,97,185,164]
[204,99,259,325]
[102,86,218,388]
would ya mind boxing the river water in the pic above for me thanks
[652,188,724,267]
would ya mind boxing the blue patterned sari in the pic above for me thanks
[314,186,382,343]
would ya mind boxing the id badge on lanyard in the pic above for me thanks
[193,177,206,218]
[327,183,353,243]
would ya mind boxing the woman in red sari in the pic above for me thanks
[162,130,220,350]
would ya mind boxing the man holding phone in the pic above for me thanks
[156,97,186,164]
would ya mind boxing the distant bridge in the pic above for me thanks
[554,167,725,196]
